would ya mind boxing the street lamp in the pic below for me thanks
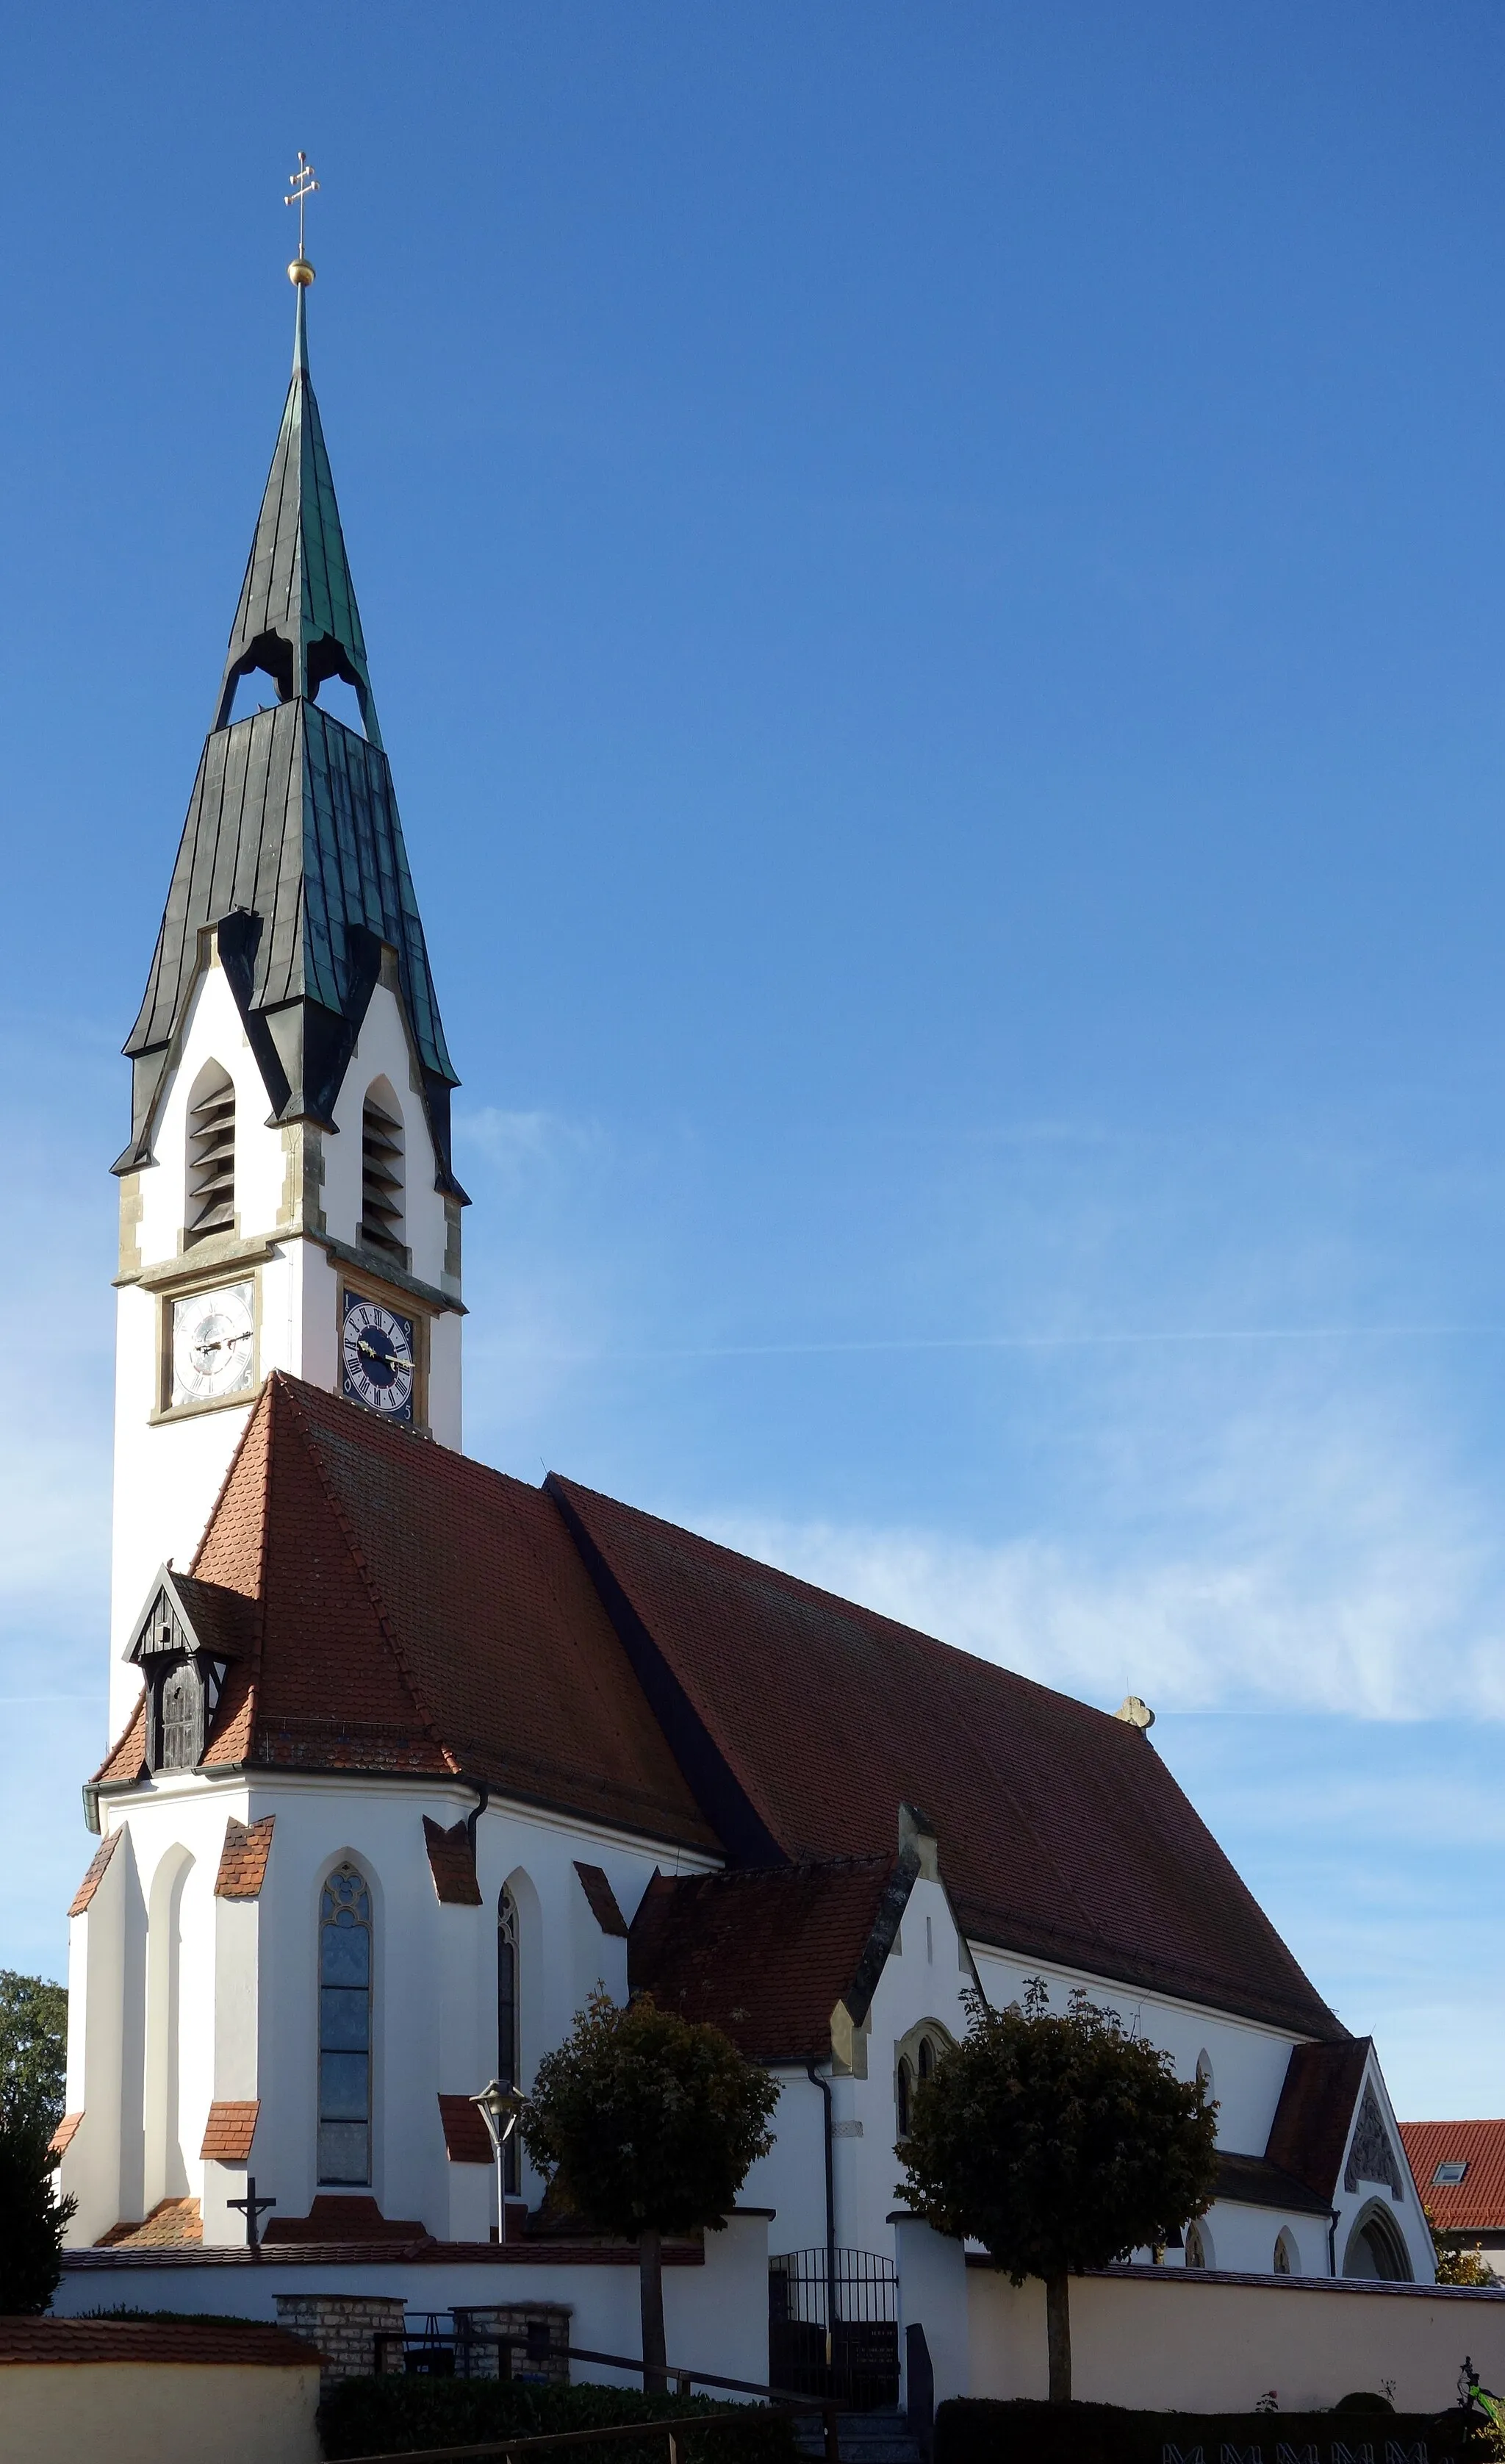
[470,2079,527,2246]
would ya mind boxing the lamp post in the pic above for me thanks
[470,2079,527,2246]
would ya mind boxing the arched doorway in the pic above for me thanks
[1343,2200,1412,2280]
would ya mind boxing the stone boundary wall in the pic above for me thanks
[274,2293,407,2388]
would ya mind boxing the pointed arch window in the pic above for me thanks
[319,1865,373,2185]
[498,1888,520,2197]
[187,1067,236,1243]
[360,1093,405,1256]
[896,2055,914,2140]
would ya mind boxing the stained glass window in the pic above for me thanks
[319,1866,372,2185]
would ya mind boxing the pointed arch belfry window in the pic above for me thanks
[361,1092,405,1256]
[186,1066,236,1243]
[319,1865,373,2185]
[498,1887,520,2197]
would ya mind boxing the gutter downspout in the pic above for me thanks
[806,2059,837,2368]
[1328,2208,1340,2277]
[465,1780,490,1853]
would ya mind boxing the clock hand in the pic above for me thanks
[356,1337,414,1369]
[193,1332,251,1356]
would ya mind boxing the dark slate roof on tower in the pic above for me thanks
[118,288,459,1184]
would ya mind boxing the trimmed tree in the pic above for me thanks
[0,1972,68,2146]
[521,1992,780,2390]
[897,1981,1218,2405]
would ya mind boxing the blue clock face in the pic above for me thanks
[342,1292,416,1421]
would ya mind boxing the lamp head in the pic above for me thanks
[470,2078,526,2152]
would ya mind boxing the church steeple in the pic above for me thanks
[212,284,381,745]
[119,272,460,1185]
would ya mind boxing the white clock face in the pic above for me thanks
[171,1281,256,1407]
[342,1293,417,1421]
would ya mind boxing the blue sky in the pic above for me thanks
[2,1,1504,2117]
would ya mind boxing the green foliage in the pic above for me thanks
[0,2120,75,2313]
[898,1982,1218,2282]
[0,1971,68,2146]
[933,2397,1479,2464]
[520,1991,780,2237]
[317,2373,801,2463]
[1427,2204,1498,2288]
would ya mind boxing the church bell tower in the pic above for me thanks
[108,252,465,1731]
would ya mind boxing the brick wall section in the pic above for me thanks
[274,2293,406,2387]
[453,2304,572,2384]
[68,1829,120,1917]
[215,1814,275,1898]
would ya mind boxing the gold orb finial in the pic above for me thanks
[289,256,316,287]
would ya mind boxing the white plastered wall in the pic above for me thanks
[69,1774,715,2248]
[108,954,462,1736]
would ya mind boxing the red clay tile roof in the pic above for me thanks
[0,2318,315,2368]
[424,1816,482,1905]
[91,1373,1340,2038]
[550,1475,1342,2038]
[215,1814,274,1898]
[48,2112,82,2160]
[1400,2121,1505,2233]
[575,1860,629,1938]
[68,1828,120,1916]
[439,2093,494,2163]
[1264,2038,1371,2202]
[92,1695,148,1788]
[629,1856,902,2059]
[262,2194,425,2245]
[200,2099,259,2162]
[170,1377,716,1849]
[97,2196,203,2248]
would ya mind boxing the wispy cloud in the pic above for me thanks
[698,1380,1501,1719]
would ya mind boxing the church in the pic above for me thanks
[49,249,1438,2370]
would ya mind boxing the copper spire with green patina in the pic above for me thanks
[212,283,382,745]
[119,275,462,1192]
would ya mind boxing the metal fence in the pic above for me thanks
[768,2248,899,2411]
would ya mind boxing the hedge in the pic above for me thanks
[318,2374,805,2463]
[932,2397,1499,2464]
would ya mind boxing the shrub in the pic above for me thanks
[0,2119,74,2313]
[317,2373,803,2464]
[933,2397,1479,2464]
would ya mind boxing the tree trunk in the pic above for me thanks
[1044,2273,1071,2407]
[639,2226,667,2395]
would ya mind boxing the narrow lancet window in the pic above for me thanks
[319,1865,373,2185]
[498,1887,520,2197]
[187,1067,236,1243]
[360,1093,405,1256]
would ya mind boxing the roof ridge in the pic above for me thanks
[273,1375,459,1774]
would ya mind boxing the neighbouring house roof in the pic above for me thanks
[1264,2038,1372,2202]
[93,1372,1343,2042]
[628,1855,906,2060]
[1400,2121,1505,2235]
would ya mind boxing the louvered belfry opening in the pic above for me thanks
[187,1069,236,1243]
[360,1095,405,1255]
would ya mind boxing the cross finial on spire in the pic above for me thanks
[285,151,319,287]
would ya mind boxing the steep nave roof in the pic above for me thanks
[96,1373,1341,2043]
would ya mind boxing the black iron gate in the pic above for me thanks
[769,2249,899,2410]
